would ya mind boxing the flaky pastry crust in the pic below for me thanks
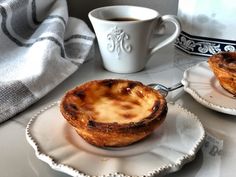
[208,52,236,96]
[60,79,167,147]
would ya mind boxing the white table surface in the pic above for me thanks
[1,40,236,177]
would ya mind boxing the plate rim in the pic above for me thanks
[25,101,205,177]
[181,61,236,115]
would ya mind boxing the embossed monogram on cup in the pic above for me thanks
[107,26,132,58]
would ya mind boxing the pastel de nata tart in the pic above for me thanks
[60,79,167,147]
[208,52,236,96]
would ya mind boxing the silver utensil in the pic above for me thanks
[148,82,183,97]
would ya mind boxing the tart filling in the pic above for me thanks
[208,52,236,96]
[60,79,167,147]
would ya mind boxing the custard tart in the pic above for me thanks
[208,52,236,96]
[60,79,167,147]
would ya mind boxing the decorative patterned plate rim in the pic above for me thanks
[181,61,236,115]
[25,101,205,177]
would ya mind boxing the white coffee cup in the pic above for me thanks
[89,5,181,73]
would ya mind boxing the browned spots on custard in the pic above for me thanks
[104,92,125,104]
[73,90,86,100]
[131,100,141,106]
[128,81,139,89]
[104,92,117,100]
[120,104,133,110]
[120,82,139,95]
[101,79,117,88]
[121,87,132,95]
[120,113,137,119]
[136,91,144,98]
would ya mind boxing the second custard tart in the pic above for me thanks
[208,52,236,96]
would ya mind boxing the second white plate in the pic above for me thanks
[182,61,236,115]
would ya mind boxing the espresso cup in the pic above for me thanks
[89,5,181,73]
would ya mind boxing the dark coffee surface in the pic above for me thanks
[107,17,139,21]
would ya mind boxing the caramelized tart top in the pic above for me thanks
[209,52,236,74]
[60,79,167,127]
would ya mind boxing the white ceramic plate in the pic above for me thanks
[182,61,236,115]
[26,102,205,177]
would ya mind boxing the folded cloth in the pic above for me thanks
[0,0,95,123]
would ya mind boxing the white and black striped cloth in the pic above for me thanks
[0,0,95,122]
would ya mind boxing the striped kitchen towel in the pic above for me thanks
[0,0,95,123]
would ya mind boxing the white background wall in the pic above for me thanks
[66,0,179,25]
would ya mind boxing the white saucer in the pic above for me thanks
[182,61,236,115]
[26,102,205,177]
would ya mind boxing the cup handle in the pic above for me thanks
[150,15,181,56]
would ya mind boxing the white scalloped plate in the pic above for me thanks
[182,61,236,115]
[26,102,205,177]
